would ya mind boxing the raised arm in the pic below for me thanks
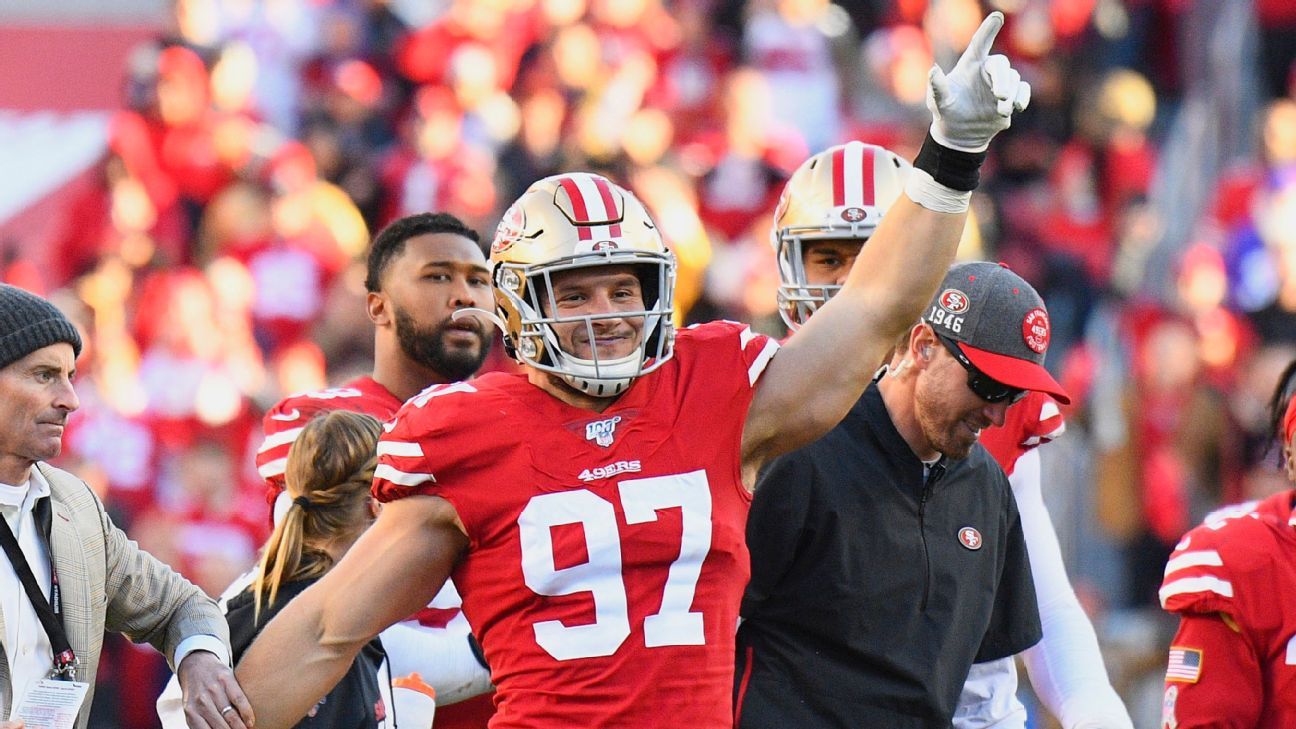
[742,12,1028,471]
[234,495,468,729]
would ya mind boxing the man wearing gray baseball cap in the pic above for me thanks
[922,261,1069,409]
[737,261,1061,728]
[0,284,251,729]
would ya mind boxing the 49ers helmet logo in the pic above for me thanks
[592,240,619,251]
[840,207,866,222]
[939,289,970,315]
[958,526,982,550]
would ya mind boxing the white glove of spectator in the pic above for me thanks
[927,12,1031,153]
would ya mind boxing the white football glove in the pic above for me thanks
[927,12,1031,153]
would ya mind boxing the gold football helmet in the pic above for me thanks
[491,172,676,397]
[773,141,911,329]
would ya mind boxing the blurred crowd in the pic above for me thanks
[3,0,1296,725]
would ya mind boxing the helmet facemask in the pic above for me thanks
[495,250,676,397]
[775,225,874,331]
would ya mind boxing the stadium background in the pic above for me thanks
[1,0,1294,726]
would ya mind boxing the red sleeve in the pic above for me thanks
[372,381,482,505]
[682,320,780,392]
[979,391,1065,475]
[1161,614,1262,729]
[256,384,394,507]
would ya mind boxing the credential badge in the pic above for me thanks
[586,415,622,448]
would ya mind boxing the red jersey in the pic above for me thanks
[979,391,1065,475]
[255,376,404,498]
[1158,489,1296,728]
[374,321,779,728]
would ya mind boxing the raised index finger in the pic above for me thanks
[964,11,1005,61]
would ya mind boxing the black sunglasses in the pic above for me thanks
[935,334,1027,404]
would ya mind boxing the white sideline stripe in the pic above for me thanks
[257,458,288,479]
[1164,550,1223,577]
[375,464,436,487]
[378,441,424,458]
[748,338,780,386]
[257,427,305,453]
[1159,576,1233,608]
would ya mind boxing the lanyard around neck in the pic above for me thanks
[0,502,77,679]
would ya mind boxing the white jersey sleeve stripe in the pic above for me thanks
[1163,550,1224,577]
[377,441,425,458]
[375,464,436,487]
[257,426,306,453]
[1158,576,1234,608]
[748,338,780,386]
[739,325,756,349]
[257,457,288,479]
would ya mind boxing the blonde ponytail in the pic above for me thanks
[252,410,383,621]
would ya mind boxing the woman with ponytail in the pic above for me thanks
[1157,360,1296,728]
[160,411,390,728]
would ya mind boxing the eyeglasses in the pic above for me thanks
[935,334,1027,404]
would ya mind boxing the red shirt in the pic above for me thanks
[1159,490,1296,728]
[255,376,404,500]
[979,391,1066,476]
[375,321,778,728]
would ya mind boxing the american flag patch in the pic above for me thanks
[1166,647,1203,683]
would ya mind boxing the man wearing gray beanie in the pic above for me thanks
[0,285,254,729]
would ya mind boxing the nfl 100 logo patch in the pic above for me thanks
[586,416,622,448]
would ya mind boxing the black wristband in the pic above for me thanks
[912,131,987,192]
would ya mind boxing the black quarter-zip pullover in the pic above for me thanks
[735,382,1041,729]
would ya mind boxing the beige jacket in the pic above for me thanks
[0,463,229,728]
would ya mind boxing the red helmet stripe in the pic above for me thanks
[592,176,620,220]
[591,176,624,238]
[558,175,594,240]
[831,146,846,207]
[860,145,876,207]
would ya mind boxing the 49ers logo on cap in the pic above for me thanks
[958,526,982,551]
[939,289,970,315]
[1022,308,1051,354]
[840,207,866,222]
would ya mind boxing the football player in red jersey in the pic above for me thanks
[759,136,1132,728]
[1157,359,1296,728]
[251,212,498,728]
[234,13,1031,729]
[256,211,492,515]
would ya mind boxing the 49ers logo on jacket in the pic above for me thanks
[939,289,970,315]
[1022,308,1051,354]
[957,526,983,550]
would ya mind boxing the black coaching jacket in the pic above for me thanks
[735,382,1041,728]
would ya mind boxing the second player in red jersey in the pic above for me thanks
[248,212,498,728]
